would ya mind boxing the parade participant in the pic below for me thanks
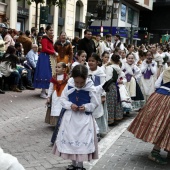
[140,51,157,101]
[113,34,124,51]
[71,50,87,70]
[137,50,146,68]
[53,65,99,170]
[45,62,68,126]
[122,53,145,111]
[34,25,58,98]
[127,44,139,64]
[101,34,114,55]
[0,147,25,170]
[151,44,163,78]
[54,31,73,71]
[88,53,108,135]
[120,49,126,66]
[128,60,170,165]
[105,54,125,125]
[93,34,102,57]
[100,51,109,72]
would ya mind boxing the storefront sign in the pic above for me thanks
[17,6,29,16]
[89,26,138,38]
[75,21,86,29]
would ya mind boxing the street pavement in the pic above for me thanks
[0,90,169,170]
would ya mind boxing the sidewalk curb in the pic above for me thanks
[85,117,135,170]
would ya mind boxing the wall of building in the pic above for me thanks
[118,1,140,28]
[0,0,87,39]
[64,0,87,38]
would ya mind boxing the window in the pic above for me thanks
[128,7,138,26]
[121,4,126,22]
[76,1,80,21]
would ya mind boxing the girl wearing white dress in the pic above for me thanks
[122,53,145,111]
[88,53,108,135]
[140,51,157,101]
[53,65,99,170]
[100,51,109,72]
[71,50,87,70]
[45,62,68,125]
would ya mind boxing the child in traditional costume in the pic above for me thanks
[0,147,25,170]
[122,53,145,111]
[128,59,170,165]
[100,51,109,72]
[88,53,108,136]
[71,50,87,70]
[45,62,68,126]
[151,44,163,78]
[140,51,157,101]
[53,65,99,170]
[120,49,127,66]
[105,54,125,125]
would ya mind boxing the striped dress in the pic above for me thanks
[128,69,170,151]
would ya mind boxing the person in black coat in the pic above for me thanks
[78,29,96,61]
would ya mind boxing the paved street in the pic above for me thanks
[0,90,170,170]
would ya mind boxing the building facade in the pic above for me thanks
[88,0,153,44]
[0,0,88,40]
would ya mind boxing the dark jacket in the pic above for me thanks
[78,37,96,61]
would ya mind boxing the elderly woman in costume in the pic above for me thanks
[54,32,73,71]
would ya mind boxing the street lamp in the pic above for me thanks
[107,0,120,35]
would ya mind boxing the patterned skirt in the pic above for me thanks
[106,83,123,125]
[128,92,170,151]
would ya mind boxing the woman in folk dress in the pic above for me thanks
[128,61,170,164]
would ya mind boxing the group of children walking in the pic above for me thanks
[44,44,170,169]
